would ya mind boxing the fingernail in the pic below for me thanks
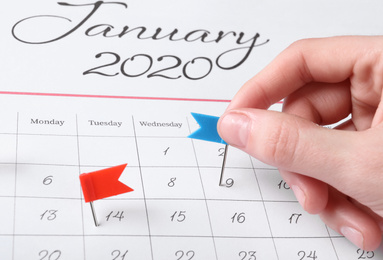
[341,226,364,249]
[219,112,251,148]
[291,185,306,208]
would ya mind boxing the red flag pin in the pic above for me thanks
[79,163,134,226]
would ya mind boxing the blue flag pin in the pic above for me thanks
[188,112,229,186]
[188,113,227,144]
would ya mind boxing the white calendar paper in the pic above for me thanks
[0,95,382,260]
[1,0,383,259]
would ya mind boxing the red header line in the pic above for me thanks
[0,91,283,104]
[0,91,232,103]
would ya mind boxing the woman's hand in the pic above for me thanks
[218,36,383,250]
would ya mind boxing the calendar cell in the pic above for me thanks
[255,169,297,202]
[0,236,12,259]
[14,236,84,260]
[147,199,212,236]
[17,135,79,165]
[264,202,329,238]
[151,237,217,260]
[0,111,18,134]
[78,136,139,167]
[207,200,271,238]
[85,236,152,260]
[14,197,83,235]
[16,164,80,198]
[142,167,205,199]
[0,164,16,196]
[136,137,197,167]
[0,197,15,234]
[274,238,338,260]
[215,146,253,169]
[332,237,383,260]
[83,199,149,236]
[200,168,262,201]
[0,134,17,163]
[191,141,229,167]
[215,237,278,260]
[193,141,253,169]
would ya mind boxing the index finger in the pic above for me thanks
[228,36,371,110]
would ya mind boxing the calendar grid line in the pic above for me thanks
[0,194,299,203]
[0,133,198,139]
[0,162,268,171]
[0,233,345,239]
[326,225,340,260]
[1,133,215,139]
[11,112,19,260]
[250,155,280,260]
[186,116,219,260]
[75,114,87,260]
[131,115,155,260]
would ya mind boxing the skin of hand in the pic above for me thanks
[218,36,383,251]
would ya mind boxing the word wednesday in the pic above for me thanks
[139,121,182,128]
[12,1,269,70]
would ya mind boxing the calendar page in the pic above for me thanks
[2,0,383,259]
[0,94,382,260]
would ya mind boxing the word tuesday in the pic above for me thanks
[12,1,269,70]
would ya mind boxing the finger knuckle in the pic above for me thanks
[264,119,300,167]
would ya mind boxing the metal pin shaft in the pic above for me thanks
[90,201,99,227]
[219,144,229,186]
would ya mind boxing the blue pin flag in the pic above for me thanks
[188,113,227,145]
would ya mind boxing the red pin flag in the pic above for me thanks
[79,163,134,226]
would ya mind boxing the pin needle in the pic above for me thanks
[219,144,228,186]
[90,201,99,227]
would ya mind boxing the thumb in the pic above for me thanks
[218,108,354,184]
